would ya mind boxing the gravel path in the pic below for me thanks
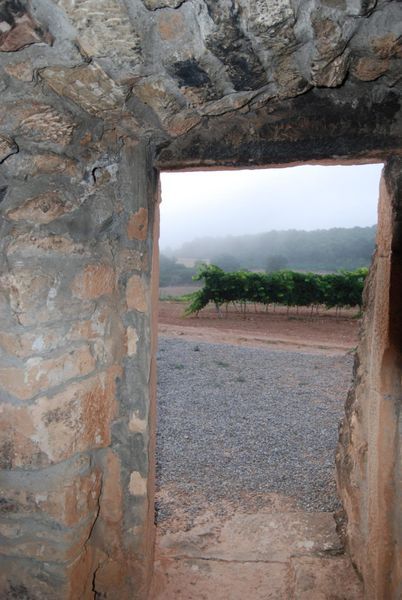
[156,338,353,524]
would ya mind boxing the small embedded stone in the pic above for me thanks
[129,471,147,496]
[127,208,148,241]
[6,191,71,224]
[127,326,139,356]
[129,412,147,433]
[351,57,390,81]
[126,274,148,313]
[311,52,350,88]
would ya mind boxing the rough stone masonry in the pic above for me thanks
[0,0,401,598]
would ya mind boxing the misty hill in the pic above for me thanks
[173,226,376,273]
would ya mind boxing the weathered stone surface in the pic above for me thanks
[1,0,402,598]
[127,326,139,356]
[0,133,17,163]
[0,0,53,52]
[6,191,73,224]
[205,1,268,92]
[0,265,96,327]
[352,56,390,81]
[0,366,119,467]
[40,62,126,114]
[0,344,95,400]
[371,33,402,59]
[126,274,148,313]
[0,454,101,527]
[4,61,33,81]
[129,471,147,496]
[72,263,115,299]
[6,233,85,259]
[337,160,402,599]
[132,76,201,136]
[143,0,184,9]
[127,207,148,240]
[0,326,66,359]
[54,0,141,68]
[4,152,80,179]
[243,0,294,33]
[289,556,363,599]
[0,102,75,146]
[129,413,146,435]
[311,51,350,87]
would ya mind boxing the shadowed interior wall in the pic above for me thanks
[0,0,401,598]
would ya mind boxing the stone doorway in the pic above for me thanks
[148,165,380,598]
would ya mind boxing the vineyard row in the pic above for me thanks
[185,265,368,315]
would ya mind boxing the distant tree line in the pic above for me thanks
[175,226,376,272]
[159,255,197,287]
[185,265,368,316]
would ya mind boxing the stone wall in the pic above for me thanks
[0,0,401,598]
[336,159,402,599]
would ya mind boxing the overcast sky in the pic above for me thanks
[159,164,383,251]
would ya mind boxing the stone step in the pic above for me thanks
[288,555,364,600]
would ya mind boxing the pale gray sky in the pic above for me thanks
[159,164,383,251]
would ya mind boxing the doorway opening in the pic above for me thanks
[150,163,382,599]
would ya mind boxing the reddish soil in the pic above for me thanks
[158,301,360,354]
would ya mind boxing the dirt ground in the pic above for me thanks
[158,300,360,354]
[152,298,362,599]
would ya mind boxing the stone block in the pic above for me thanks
[54,0,141,67]
[0,2,53,52]
[31,153,80,177]
[371,33,402,59]
[127,208,148,241]
[0,327,65,359]
[0,455,102,528]
[0,267,94,326]
[0,102,75,147]
[351,57,390,81]
[6,233,86,259]
[143,0,184,8]
[40,62,126,115]
[126,274,148,313]
[72,264,116,300]
[127,326,139,356]
[0,344,96,400]
[0,367,119,467]
[6,191,74,224]
[129,471,147,497]
[0,512,96,563]
[290,556,363,599]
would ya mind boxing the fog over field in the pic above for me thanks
[160,164,383,251]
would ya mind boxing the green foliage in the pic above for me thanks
[185,264,368,315]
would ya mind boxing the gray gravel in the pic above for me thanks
[156,338,353,523]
